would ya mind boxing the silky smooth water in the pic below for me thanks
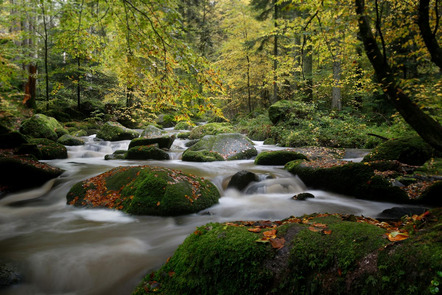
[0,134,413,295]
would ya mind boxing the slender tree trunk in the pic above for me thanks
[246,54,252,113]
[418,0,442,70]
[355,0,442,151]
[331,60,342,110]
[77,57,81,109]
[272,0,278,102]
[23,3,37,109]
[303,43,313,101]
[41,0,50,110]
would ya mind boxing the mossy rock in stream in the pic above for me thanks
[96,121,139,141]
[129,135,175,150]
[0,154,64,195]
[182,133,257,162]
[285,159,409,203]
[17,138,68,160]
[255,150,309,165]
[133,209,442,295]
[57,134,85,146]
[126,145,170,160]
[19,113,68,141]
[188,123,234,140]
[66,166,220,216]
[363,136,436,166]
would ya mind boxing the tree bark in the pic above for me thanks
[272,0,278,102]
[331,60,342,110]
[418,0,442,70]
[355,0,442,152]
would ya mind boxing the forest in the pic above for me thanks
[0,0,441,294]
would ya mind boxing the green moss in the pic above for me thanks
[181,150,225,162]
[188,123,234,139]
[133,223,273,295]
[416,158,442,176]
[96,121,139,141]
[22,138,68,160]
[126,146,170,160]
[19,114,67,141]
[174,121,192,130]
[363,136,436,165]
[57,134,85,146]
[255,150,308,165]
[129,135,175,150]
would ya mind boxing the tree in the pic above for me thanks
[355,0,442,151]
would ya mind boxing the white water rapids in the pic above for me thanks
[0,132,412,295]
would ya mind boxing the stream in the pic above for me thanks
[0,131,412,295]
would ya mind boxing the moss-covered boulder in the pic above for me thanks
[188,123,234,140]
[255,150,308,165]
[96,121,139,141]
[140,125,164,138]
[182,133,257,162]
[57,134,84,146]
[0,131,28,148]
[66,166,220,216]
[17,138,68,160]
[363,136,436,166]
[126,145,170,160]
[129,135,175,150]
[19,114,68,141]
[0,154,64,195]
[134,210,442,295]
[174,121,192,130]
[285,159,409,203]
[104,150,127,160]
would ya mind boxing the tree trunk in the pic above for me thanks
[303,43,313,101]
[418,0,442,70]
[272,0,278,103]
[41,0,50,110]
[246,55,252,113]
[24,64,37,109]
[355,0,442,152]
[331,60,342,110]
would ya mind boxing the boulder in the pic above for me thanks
[182,133,257,162]
[126,145,170,160]
[174,121,192,130]
[19,114,68,140]
[17,138,68,160]
[0,131,28,148]
[0,154,63,195]
[96,121,139,141]
[129,135,175,150]
[363,136,436,166]
[255,150,308,165]
[292,192,315,200]
[140,125,164,138]
[188,123,234,140]
[227,170,259,191]
[57,134,85,146]
[133,210,442,295]
[104,150,127,160]
[66,166,220,216]
[285,159,409,203]
[0,262,21,287]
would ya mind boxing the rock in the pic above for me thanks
[285,159,409,203]
[419,181,442,206]
[133,209,442,294]
[57,134,85,146]
[72,130,88,137]
[129,135,175,150]
[0,154,63,195]
[66,165,220,216]
[156,114,176,128]
[19,114,68,140]
[126,145,170,160]
[227,170,259,191]
[96,121,139,141]
[363,136,436,166]
[140,125,164,138]
[292,192,315,200]
[104,150,127,160]
[0,131,28,148]
[177,132,190,139]
[0,262,21,287]
[378,206,428,220]
[174,121,192,130]
[255,150,308,165]
[182,133,257,162]
[17,138,68,160]
[188,123,234,140]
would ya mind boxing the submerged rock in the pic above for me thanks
[227,170,259,191]
[182,133,257,162]
[0,262,22,287]
[292,192,315,200]
[66,166,220,216]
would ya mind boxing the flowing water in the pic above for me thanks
[0,132,414,295]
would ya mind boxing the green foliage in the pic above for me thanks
[235,113,273,141]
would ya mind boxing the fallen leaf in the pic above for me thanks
[263,229,277,239]
[308,226,323,233]
[387,231,409,242]
[248,227,261,233]
[270,237,285,249]
[312,223,328,228]
[323,230,332,235]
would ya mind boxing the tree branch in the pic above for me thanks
[418,0,442,70]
